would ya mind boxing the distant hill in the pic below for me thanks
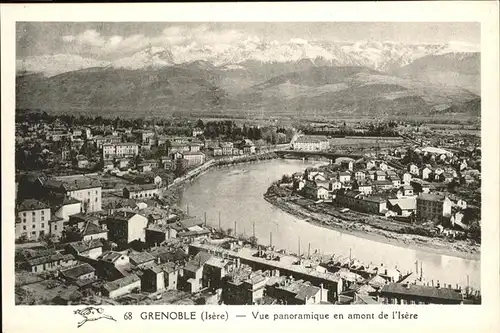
[16,63,480,119]
[392,52,480,94]
[233,66,479,117]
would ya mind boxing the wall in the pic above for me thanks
[108,280,141,299]
[55,202,82,221]
[127,215,148,243]
[85,247,103,260]
[16,207,51,240]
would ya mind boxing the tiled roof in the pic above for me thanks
[68,239,103,253]
[17,199,49,212]
[60,263,95,279]
[82,221,106,236]
[183,251,212,272]
[381,283,462,301]
[99,251,124,263]
[60,178,102,191]
[27,253,75,266]
[295,283,320,301]
[125,184,157,192]
[178,217,204,229]
[103,274,140,292]
[418,193,446,202]
[129,251,155,266]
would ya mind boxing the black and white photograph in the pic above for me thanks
[11,19,485,307]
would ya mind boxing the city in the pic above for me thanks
[14,22,481,306]
[14,114,481,305]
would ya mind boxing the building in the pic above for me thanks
[338,172,351,183]
[224,268,269,305]
[26,253,76,273]
[192,127,204,137]
[16,199,51,241]
[81,220,108,241]
[181,151,206,167]
[66,239,104,259]
[267,277,329,305]
[335,190,387,214]
[75,155,89,169]
[397,185,414,197]
[387,198,417,217]
[354,171,366,181]
[402,172,412,185]
[416,193,453,222]
[380,283,462,304]
[220,142,234,156]
[102,274,141,299]
[123,184,160,199]
[292,136,329,151]
[356,183,373,195]
[239,139,256,154]
[102,143,139,160]
[94,135,121,149]
[421,167,433,180]
[302,182,329,200]
[375,171,386,181]
[180,251,213,293]
[142,262,179,293]
[105,211,148,245]
[128,251,156,268]
[409,164,419,176]
[43,177,102,213]
[60,263,96,282]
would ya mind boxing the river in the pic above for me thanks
[178,159,480,290]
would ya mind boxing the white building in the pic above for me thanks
[103,143,139,160]
[292,136,329,151]
[16,199,51,241]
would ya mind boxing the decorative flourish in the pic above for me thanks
[74,307,116,328]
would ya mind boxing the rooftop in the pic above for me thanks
[67,239,103,253]
[183,251,212,273]
[381,283,462,301]
[60,263,96,279]
[27,253,75,266]
[418,193,447,202]
[103,274,140,292]
[128,251,155,266]
[17,199,49,212]
[125,184,157,192]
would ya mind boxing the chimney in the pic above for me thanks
[437,280,440,288]
[431,280,434,287]
[157,257,161,265]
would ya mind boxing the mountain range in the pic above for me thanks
[16,41,481,118]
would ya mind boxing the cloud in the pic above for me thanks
[60,25,250,58]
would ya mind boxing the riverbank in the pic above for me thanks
[264,193,480,261]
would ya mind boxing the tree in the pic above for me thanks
[248,236,258,247]
[174,159,187,178]
[195,119,205,129]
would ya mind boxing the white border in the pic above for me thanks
[2,2,499,333]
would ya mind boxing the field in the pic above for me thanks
[328,137,404,148]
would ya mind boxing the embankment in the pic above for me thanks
[264,192,480,261]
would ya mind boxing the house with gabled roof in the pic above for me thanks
[102,274,141,299]
[66,239,104,259]
[180,251,213,293]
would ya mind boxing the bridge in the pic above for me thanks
[275,150,364,163]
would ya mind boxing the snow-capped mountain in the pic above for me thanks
[112,46,175,70]
[16,54,111,77]
[18,40,479,76]
[16,40,480,99]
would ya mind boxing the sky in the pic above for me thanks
[17,22,480,60]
